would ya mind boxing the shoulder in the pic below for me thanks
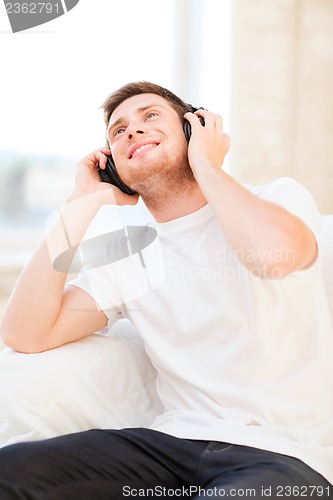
[244,177,320,236]
[244,177,315,203]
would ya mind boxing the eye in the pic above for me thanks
[114,127,126,136]
[147,112,158,119]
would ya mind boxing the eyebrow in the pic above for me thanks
[107,103,166,134]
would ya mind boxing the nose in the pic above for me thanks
[127,121,147,140]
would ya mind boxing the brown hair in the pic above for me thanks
[101,81,192,127]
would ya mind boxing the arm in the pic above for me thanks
[0,148,139,354]
[185,111,318,279]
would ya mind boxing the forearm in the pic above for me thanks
[195,167,317,278]
[0,191,104,346]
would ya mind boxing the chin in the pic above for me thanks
[123,150,191,191]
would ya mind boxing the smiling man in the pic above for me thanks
[0,81,332,499]
[105,90,208,220]
[107,95,194,189]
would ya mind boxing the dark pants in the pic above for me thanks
[0,428,331,499]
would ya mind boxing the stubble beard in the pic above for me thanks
[124,149,197,209]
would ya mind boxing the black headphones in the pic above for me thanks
[98,105,204,195]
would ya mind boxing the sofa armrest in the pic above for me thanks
[0,320,162,448]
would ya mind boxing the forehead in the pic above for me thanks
[109,93,174,123]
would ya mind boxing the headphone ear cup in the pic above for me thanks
[104,156,117,181]
[183,105,205,142]
[98,156,116,183]
[98,158,112,183]
[183,120,192,142]
[98,156,137,195]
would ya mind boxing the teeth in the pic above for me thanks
[132,143,156,158]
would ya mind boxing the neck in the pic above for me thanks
[142,183,207,223]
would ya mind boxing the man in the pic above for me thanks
[0,81,332,498]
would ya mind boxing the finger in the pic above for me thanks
[184,111,206,129]
[196,109,223,130]
[92,148,111,170]
[100,147,111,156]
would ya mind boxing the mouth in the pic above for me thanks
[128,142,159,159]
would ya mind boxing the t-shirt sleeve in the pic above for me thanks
[251,177,321,281]
[67,224,164,323]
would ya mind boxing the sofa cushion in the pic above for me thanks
[0,320,162,448]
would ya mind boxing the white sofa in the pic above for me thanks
[0,216,332,448]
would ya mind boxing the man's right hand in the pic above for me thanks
[73,147,139,206]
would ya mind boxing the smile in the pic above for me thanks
[129,142,158,159]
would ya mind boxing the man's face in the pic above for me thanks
[106,93,189,193]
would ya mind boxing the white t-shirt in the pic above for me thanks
[70,177,333,485]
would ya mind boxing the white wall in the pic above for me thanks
[231,0,333,214]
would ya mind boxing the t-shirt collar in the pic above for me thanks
[155,203,213,236]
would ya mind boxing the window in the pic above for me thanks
[0,0,232,295]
